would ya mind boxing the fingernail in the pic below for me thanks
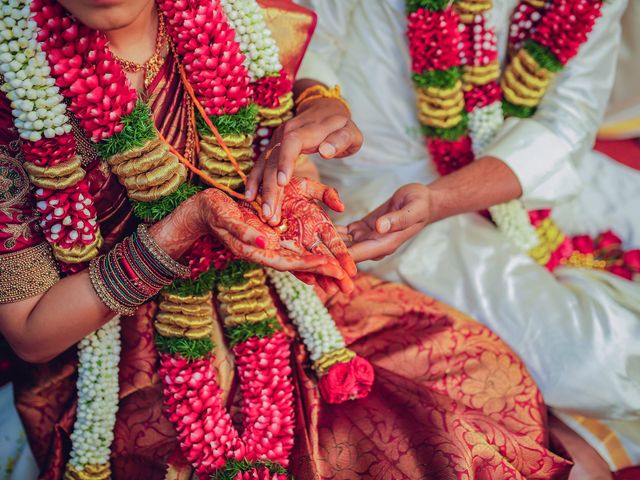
[245,188,254,199]
[378,218,391,233]
[263,203,271,217]
[277,171,287,186]
[319,143,336,158]
[255,236,267,248]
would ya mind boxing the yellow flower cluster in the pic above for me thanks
[454,0,492,23]
[108,136,186,201]
[416,81,465,129]
[53,236,103,264]
[64,463,110,480]
[314,347,356,376]
[199,132,255,190]
[217,268,278,328]
[528,218,565,266]
[258,91,294,128]
[501,48,553,109]
[462,62,500,91]
[525,0,545,8]
[24,155,84,190]
[155,292,215,340]
[562,252,608,271]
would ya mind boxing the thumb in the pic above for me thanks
[375,203,424,234]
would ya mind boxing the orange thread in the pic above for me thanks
[175,60,247,184]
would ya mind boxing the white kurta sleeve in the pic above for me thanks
[484,0,628,209]
[295,0,360,87]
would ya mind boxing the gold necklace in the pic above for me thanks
[112,11,167,88]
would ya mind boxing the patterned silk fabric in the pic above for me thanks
[2,2,571,479]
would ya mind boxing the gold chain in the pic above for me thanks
[112,11,168,87]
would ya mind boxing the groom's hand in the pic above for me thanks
[343,183,432,262]
[245,81,363,226]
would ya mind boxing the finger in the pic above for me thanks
[348,239,395,264]
[319,224,357,278]
[319,126,355,159]
[293,272,317,286]
[245,151,267,201]
[220,218,271,248]
[376,203,424,234]
[261,143,286,222]
[316,275,339,297]
[280,240,346,278]
[300,178,344,213]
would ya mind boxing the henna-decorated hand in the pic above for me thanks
[278,177,357,294]
[197,188,348,279]
[150,188,347,282]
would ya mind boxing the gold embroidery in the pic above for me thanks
[0,153,29,208]
[0,243,60,304]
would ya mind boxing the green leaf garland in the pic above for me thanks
[197,104,259,137]
[132,183,203,221]
[95,101,157,158]
[225,318,282,348]
[155,335,215,360]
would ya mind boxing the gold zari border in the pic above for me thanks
[0,243,60,304]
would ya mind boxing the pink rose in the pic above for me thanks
[318,361,358,404]
[350,356,375,399]
[597,230,623,251]
[607,266,633,281]
[318,356,375,404]
[623,249,640,273]
[572,235,595,254]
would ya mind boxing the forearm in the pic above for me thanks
[427,156,522,223]
[0,200,202,363]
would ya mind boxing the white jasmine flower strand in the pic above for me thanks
[0,0,71,141]
[220,0,282,81]
[268,270,345,362]
[69,318,121,469]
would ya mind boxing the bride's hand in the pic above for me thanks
[278,177,357,294]
[150,188,348,282]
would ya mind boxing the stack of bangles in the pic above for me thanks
[89,224,191,316]
[295,84,351,112]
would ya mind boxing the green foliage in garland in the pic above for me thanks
[165,268,217,297]
[523,39,564,73]
[421,112,468,141]
[225,318,282,348]
[406,0,451,13]
[502,100,537,119]
[132,183,203,221]
[95,101,157,158]
[163,260,258,297]
[197,104,259,137]
[412,68,461,90]
[211,459,287,480]
[155,335,214,360]
[215,260,259,288]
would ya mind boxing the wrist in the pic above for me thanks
[148,194,204,260]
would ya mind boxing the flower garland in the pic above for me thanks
[268,270,374,404]
[0,0,102,266]
[66,318,121,479]
[405,0,621,268]
[5,1,372,478]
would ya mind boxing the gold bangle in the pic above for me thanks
[88,257,137,316]
[295,84,351,113]
[136,224,191,278]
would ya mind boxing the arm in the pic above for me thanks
[483,0,628,209]
[0,188,345,363]
[245,0,363,225]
